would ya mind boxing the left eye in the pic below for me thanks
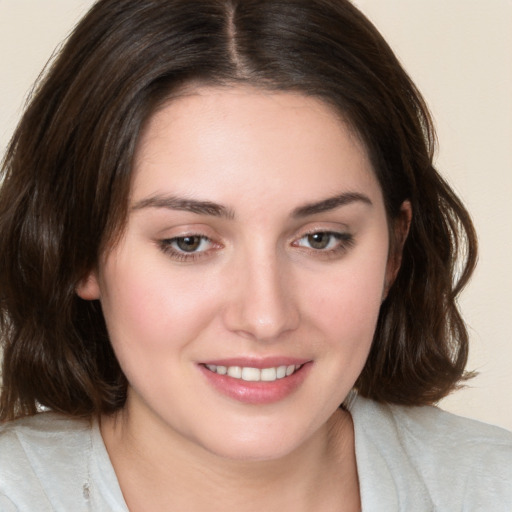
[165,235,212,253]
[295,232,347,250]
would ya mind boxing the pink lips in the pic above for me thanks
[198,357,312,405]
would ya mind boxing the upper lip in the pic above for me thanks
[200,357,311,369]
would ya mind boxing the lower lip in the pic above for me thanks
[199,363,312,405]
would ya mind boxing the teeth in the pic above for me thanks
[261,367,277,381]
[227,366,242,379]
[276,366,286,379]
[241,367,260,381]
[205,364,302,382]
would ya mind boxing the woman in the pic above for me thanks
[0,0,510,510]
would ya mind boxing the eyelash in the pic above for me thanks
[158,230,354,262]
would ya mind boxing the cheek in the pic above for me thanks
[305,247,388,351]
[98,257,220,356]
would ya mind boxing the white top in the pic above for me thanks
[1,395,511,511]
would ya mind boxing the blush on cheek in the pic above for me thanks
[318,271,384,321]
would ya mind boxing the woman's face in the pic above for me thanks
[79,85,398,461]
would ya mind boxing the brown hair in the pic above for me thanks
[0,0,477,420]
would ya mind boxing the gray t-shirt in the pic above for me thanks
[1,395,511,511]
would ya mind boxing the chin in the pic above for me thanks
[204,439,299,462]
[192,419,322,463]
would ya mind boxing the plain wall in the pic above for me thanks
[1,0,511,430]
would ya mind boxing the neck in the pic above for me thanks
[101,404,360,512]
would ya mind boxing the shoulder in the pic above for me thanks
[0,409,91,437]
[349,394,512,511]
[0,412,92,464]
[0,413,93,510]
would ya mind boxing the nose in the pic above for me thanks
[223,250,300,341]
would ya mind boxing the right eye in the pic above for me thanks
[159,235,216,261]
[170,236,211,253]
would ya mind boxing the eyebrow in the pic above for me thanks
[131,195,235,219]
[292,192,372,218]
[131,191,372,219]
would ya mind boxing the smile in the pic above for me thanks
[205,364,302,382]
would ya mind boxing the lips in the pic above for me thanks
[199,358,312,404]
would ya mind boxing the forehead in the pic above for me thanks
[131,85,381,211]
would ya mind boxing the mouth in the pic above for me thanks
[204,364,303,382]
[199,359,312,404]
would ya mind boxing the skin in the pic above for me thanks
[78,85,410,511]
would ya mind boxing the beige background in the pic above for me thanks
[1,1,511,430]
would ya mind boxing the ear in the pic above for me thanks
[76,270,101,300]
[383,200,412,299]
